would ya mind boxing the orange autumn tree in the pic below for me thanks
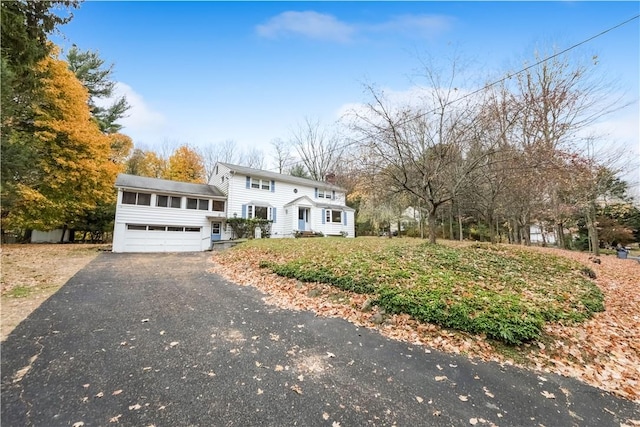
[6,47,118,231]
[164,144,205,183]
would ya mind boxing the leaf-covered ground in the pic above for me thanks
[0,244,106,341]
[210,238,640,402]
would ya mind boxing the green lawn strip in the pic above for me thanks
[243,238,604,345]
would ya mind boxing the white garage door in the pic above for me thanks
[123,224,204,252]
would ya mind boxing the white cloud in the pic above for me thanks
[255,11,453,43]
[256,11,355,42]
[112,82,166,131]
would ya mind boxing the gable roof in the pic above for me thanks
[115,174,225,198]
[284,195,355,212]
[218,162,345,191]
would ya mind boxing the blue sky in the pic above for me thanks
[54,1,639,185]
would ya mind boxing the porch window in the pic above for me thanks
[122,191,151,206]
[156,195,181,208]
[187,198,209,210]
[212,200,225,212]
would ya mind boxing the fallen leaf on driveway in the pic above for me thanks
[129,403,142,410]
[458,395,469,402]
[541,390,556,399]
[416,396,424,403]
[257,388,263,395]
[469,418,478,425]
[169,341,179,347]
[435,376,447,382]
[332,422,341,427]
[290,384,303,394]
[141,319,149,323]
[109,414,122,423]
[322,412,330,420]
[326,352,336,358]
[274,365,284,372]
[112,389,123,396]
[482,387,494,398]
[270,333,280,341]
[72,422,84,427]
[82,384,90,388]
[95,391,104,398]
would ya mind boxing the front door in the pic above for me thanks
[298,208,309,231]
[211,221,222,241]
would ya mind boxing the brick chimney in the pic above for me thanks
[324,172,336,185]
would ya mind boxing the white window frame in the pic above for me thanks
[247,205,273,220]
[325,209,343,223]
[186,198,210,210]
[250,177,271,191]
[122,191,151,206]
[156,194,182,209]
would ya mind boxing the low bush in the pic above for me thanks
[239,238,604,345]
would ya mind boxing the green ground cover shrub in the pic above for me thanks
[235,238,604,345]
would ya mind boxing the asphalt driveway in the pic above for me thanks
[2,252,639,426]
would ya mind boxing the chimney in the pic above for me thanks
[324,172,336,185]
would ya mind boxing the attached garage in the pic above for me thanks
[113,174,226,253]
[121,225,203,253]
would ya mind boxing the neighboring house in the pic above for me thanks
[113,162,355,253]
[389,207,422,234]
[529,224,557,245]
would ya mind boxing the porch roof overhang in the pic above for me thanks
[247,200,273,207]
[284,196,315,207]
[206,212,226,219]
[316,203,355,212]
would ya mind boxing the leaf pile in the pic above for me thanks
[210,239,640,402]
[248,239,602,344]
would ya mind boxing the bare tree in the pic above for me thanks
[270,138,293,173]
[348,56,491,243]
[239,148,265,169]
[290,117,344,181]
[200,139,239,183]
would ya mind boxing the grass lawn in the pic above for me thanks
[237,238,603,345]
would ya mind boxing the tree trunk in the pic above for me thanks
[448,206,454,240]
[428,209,438,244]
[586,202,600,256]
[555,222,565,249]
[487,211,495,244]
[59,224,68,244]
[458,212,464,242]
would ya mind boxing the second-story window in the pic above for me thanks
[212,200,225,212]
[187,198,209,210]
[156,195,181,208]
[250,178,271,191]
[122,191,151,206]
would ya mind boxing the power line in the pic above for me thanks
[263,14,640,174]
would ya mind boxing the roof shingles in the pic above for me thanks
[115,174,225,198]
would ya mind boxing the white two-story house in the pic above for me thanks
[112,162,355,253]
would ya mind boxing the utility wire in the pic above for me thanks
[262,14,640,174]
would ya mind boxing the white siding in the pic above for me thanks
[113,189,225,252]
[211,163,231,195]
[227,173,354,238]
